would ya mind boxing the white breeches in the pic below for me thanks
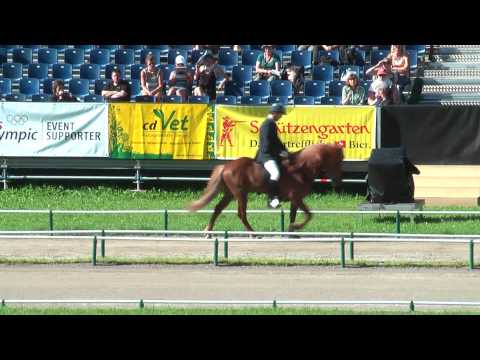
[264,160,280,181]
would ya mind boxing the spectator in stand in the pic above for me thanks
[341,71,365,105]
[298,45,341,65]
[281,62,305,95]
[254,45,281,82]
[388,45,410,101]
[193,53,226,100]
[140,54,163,102]
[367,69,394,105]
[51,80,78,102]
[167,55,193,102]
[193,45,220,57]
[102,68,130,102]
[365,56,393,80]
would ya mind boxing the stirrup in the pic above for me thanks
[268,197,280,209]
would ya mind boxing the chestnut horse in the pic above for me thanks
[187,143,344,232]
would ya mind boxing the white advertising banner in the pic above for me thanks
[0,102,109,157]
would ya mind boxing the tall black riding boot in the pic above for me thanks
[267,180,280,208]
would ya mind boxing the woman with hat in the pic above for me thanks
[341,71,365,105]
[254,103,289,208]
[254,45,282,82]
[167,55,193,102]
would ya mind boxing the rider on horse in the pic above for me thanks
[255,103,289,209]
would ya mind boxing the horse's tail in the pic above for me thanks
[187,165,225,212]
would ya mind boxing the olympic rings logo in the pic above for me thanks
[6,114,29,126]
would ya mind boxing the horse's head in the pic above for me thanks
[292,143,344,189]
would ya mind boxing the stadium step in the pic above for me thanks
[413,165,480,206]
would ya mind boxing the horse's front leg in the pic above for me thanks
[288,202,299,232]
[288,200,312,231]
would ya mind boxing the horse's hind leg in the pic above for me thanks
[204,192,233,233]
[288,200,312,231]
[287,203,300,236]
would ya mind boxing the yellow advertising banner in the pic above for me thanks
[215,105,376,161]
[109,103,214,159]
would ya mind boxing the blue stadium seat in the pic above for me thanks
[239,45,251,51]
[130,64,145,80]
[37,48,58,65]
[241,95,261,105]
[304,80,326,101]
[90,48,111,65]
[95,79,109,95]
[232,65,253,86]
[291,50,312,69]
[76,45,95,52]
[328,81,344,97]
[270,80,293,97]
[360,80,373,94]
[371,49,389,65]
[320,96,342,105]
[188,95,210,103]
[167,49,188,65]
[22,45,41,50]
[135,95,154,102]
[84,94,105,102]
[216,95,237,105]
[140,49,161,65]
[147,45,169,53]
[32,94,52,102]
[5,93,26,102]
[28,63,49,80]
[0,45,19,50]
[163,95,183,103]
[406,45,426,54]
[250,45,262,50]
[68,79,90,97]
[218,48,239,71]
[268,96,289,105]
[114,49,135,65]
[0,48,7,63]
[48,45,68,52]
[0,78,12,96]
[105,64,126,80]
[242,50,261,66]
[12,48,33,64]
[275,45,296,55]
[2,63,23,81]
[407,49,418,71]
[80,64,100,80]
[122,45,144,51]
[312,64,334,82]
[64,48,85,66]
[19,77,40,96]
[43,79,56,94]
[353,48,366,66]
[250,80,270,98]
[317,50,340,64]
[173,45,194,51]
[97,45,120,51]
[294,96,315,105]
[129,79,141,97]
[224,81,244,97]
[52,63,73,80]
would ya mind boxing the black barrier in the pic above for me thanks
[381,105,480,164]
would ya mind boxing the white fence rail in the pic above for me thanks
[2,299,480,311]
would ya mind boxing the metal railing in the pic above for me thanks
[2,298,480,311]
[1,231,479,269]
[2,208,480,234]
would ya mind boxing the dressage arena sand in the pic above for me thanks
[1,238,480,308]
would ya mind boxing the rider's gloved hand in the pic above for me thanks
[279,151,289,158]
